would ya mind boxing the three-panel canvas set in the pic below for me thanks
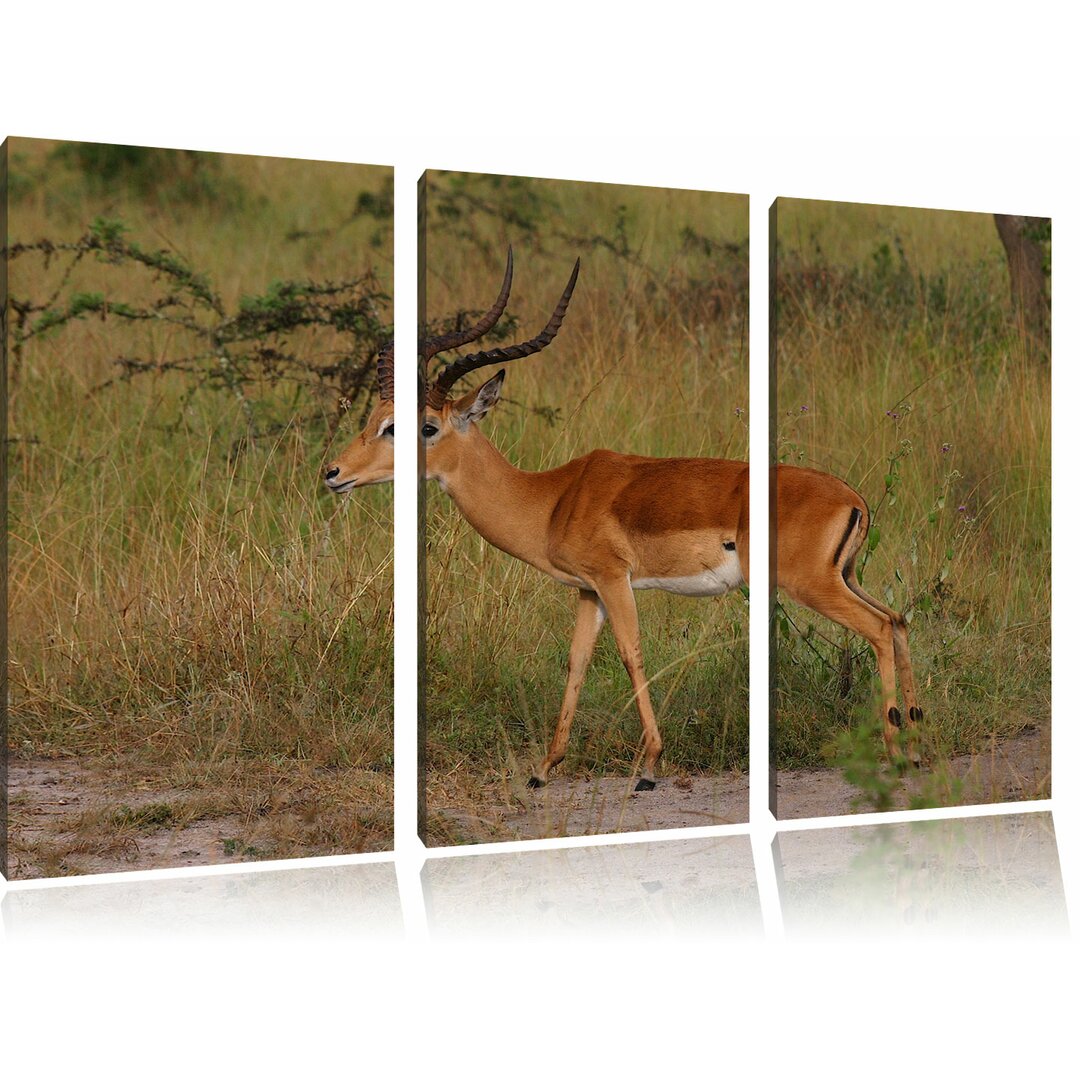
[2,139,1051,879]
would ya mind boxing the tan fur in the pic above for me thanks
[773,464,920,761]
[326,254,919,784]
[329,395,920,781]
[327,394,921,783]
[422,386,752,786]
[324,399,395,491]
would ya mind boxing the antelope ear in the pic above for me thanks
[451,370,505,430]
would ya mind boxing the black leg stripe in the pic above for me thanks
[833,507,861,566]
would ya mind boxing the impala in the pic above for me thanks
[325,249,922,789]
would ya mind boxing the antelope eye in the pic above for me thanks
[421,423,439,438]
[381,424,394,438]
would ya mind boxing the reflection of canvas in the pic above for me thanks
[770,198,1051,819]
[3,138,394,878]
[419,171,750,845]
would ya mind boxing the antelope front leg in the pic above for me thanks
[595,576,663,792]
[529,589,606,787]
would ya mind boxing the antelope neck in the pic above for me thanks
[436,430,559,571]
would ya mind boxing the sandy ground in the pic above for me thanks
[6,760,244,879]
[775,724,1050,819]
[428,770,749,844]
[428,725,1049,843]
[5,726,1048,875]
[4,758,392,880]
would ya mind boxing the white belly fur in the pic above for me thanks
[631,557,745,596]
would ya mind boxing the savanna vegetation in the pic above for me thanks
[5,138,394,873]
[772,199,1050,810]
[420,172,749,839]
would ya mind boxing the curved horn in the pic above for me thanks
[376,342,394,401]
[420,247,514,363]
[427,258,580,410]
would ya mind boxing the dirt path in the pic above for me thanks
[429,726,1049,843]
[5,758,392,879]
[429,771,748,844]
[7,760,239,878]
[6,726,1049,874]
[775,725,1050,819]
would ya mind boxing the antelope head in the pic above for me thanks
[422,248,580,479]
[324,344,396,492]
[323,248,579,493]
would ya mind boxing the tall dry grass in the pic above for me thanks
[421,173,749,819]
[772,198,1050,778]
[6,139,394,860]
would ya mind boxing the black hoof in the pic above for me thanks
[894,751,922,773]
[635,778,656,792]
[527,776,545,789]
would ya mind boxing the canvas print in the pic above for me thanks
[770,198,1050,818]
[418,171,749,844]
[3,138,394,878]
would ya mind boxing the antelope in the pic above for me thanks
[324,249,922,789]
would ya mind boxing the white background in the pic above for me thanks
[2,3,1076,1073]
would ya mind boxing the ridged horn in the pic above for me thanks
[420,246,514,363]
[376,342,394,401]
[426,258,580,410]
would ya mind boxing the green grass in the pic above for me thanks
[422,173,750,796]
[772,198,1050,781]
[6,138,395,861]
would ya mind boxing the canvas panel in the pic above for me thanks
[770,197,1050,819]
[3,138,394,878]
[419,170,749,845]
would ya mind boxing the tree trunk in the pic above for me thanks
[993,214,1049,351]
